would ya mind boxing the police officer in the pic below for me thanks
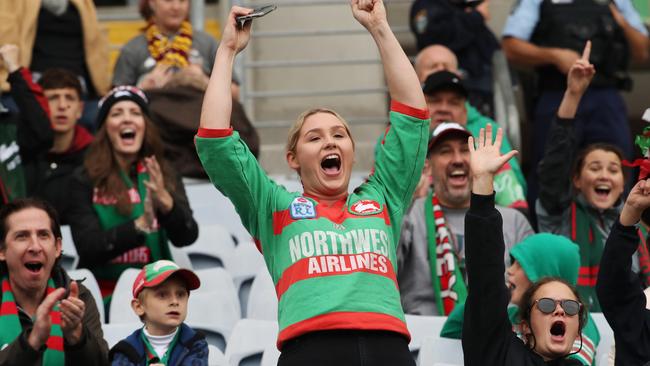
[501,0,649,214]
[410,0,499,118]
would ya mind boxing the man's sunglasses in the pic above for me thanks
[533,298,581,316]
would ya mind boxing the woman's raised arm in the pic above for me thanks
[351,0,426,110]
[200,6,253,130]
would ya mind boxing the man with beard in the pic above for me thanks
[397,122,533,316]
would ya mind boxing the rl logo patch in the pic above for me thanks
[350,200,382,215]
[290,197,317,219]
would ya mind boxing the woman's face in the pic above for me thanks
[507,260,531,305]
[286,112,354,200]
[573,149,624,211]
[150,0,189,33]
[105,100,146,165]
[524,281,581,361]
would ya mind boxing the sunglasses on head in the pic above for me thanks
[533,298,581,316]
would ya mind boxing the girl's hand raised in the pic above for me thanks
[468,125,518,195]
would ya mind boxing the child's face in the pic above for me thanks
[132,276,189,335]
[573,149,624,211]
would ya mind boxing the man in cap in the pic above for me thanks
[397,122,533,316]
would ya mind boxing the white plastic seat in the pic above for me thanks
[246,268,277,321]
[591,312,614,366]
[229,243,265,317]
[59,225,79,271]
[183,224,236,270]
[208,344,229,366]
[225,319,278,366]
[194,268,241,316]
[260,344,280,366]
[109,268,141,323]
[186,290,238,352]
[67,268,105,323]
[170,245,193,270]
[102,322,139,349]
[405,315,448,356]
[417,336,464,366]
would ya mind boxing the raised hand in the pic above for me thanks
[143,156,173,214]
[60,281,85,345]
[0,44,20,73]
[468,125,518,195]
[620,179,650,226]
[351,0,388,32]
[221,6,254,54]
[27,288,66,350]
[566,41,595,97]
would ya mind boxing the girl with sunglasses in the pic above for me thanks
[596,179,650,364]
[463,124,587,365]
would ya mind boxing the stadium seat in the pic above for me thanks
[186,290,238,353]
[170,245,193,270]
[109,268,141,323]
[246,268,277,321]
[591,312,614,366]
[183,224,236,269]
[417,336,464,366]
[208,344,229,366]
[405,315,448,359]
[229,243,265,317]
[194,267,241,317]
[184,183,252,245]
[260,344,280,366]
[67,268,105,324]
[225,319,278,366]
[102,322,139,349]
[59,225,79,271]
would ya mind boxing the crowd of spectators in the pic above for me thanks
[0,0,649,364]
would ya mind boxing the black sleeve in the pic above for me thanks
[537,116,576,215]
[596,221,650,359]
[68,169,147,268]
[462,193,513,366]
[6,68,54,157]
[157,173,198,247]
[410,0,486,51]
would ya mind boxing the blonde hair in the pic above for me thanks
[286,108,355,154]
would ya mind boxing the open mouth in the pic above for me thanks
[550,320,566,338]
[321,154,341,176]
[24,262,43,273]
[120,128,137,143]
[448,169,468,185]
[594,185,611,199]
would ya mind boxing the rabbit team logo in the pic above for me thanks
[350,200,382,215]
[290,197,316,219]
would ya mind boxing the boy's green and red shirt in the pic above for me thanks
[196,101,429,348]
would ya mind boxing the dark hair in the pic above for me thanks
[0,198,62,248]
[139,0,154,20]
[571,143,626,182]
[84,114,176,215]
[38,68,83,99]
[519,277,587,351]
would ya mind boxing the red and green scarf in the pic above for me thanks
[0,277,64,364]
[146,21,193,68]
[571,200,650,312]
[92,162,170,306]
[425,190,468,315]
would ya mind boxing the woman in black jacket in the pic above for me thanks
[463,124,587,365]
[67,86,198,309]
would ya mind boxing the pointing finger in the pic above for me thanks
[581,40,591,61]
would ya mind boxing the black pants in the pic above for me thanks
[278,330,415,366]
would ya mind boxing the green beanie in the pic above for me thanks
[510,233,580,285]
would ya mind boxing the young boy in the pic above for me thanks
[109,260,208,365]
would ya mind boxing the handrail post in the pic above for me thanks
[190,0,205,31]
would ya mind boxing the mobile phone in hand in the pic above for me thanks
[236,5,277,27]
